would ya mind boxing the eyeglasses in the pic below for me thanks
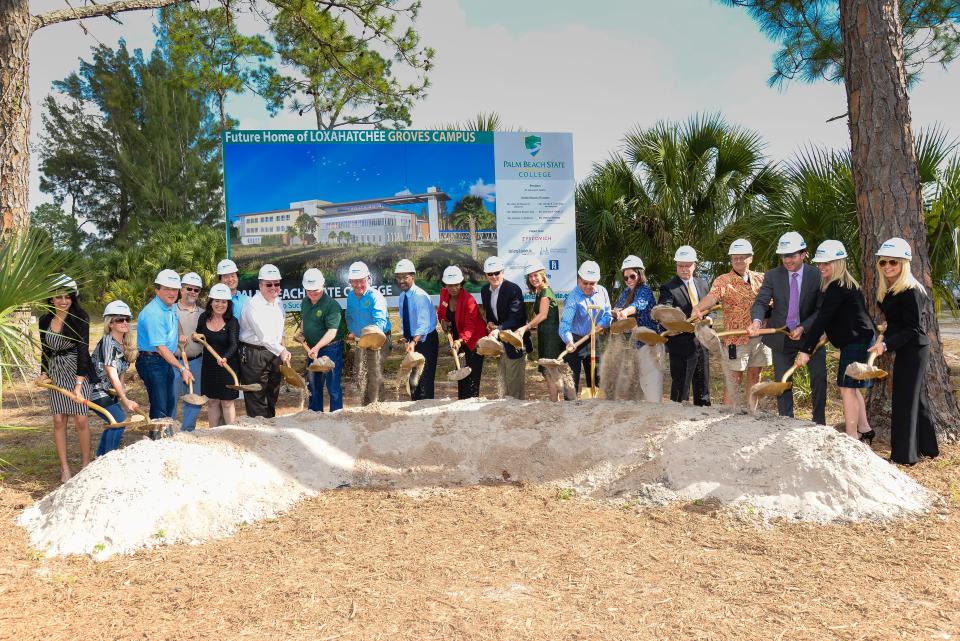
[111,317,131,324]
[263,282,282,288]
[624,273,639,281]
[878,259,899,267]
[485,271,502,277]
[581,281,598,287]
[183,286,200,293]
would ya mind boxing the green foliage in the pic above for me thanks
[30,203,88,252]
[260,0,433,129]
[94,222,227,310]
[0,231,73,406]
[450,195,495,230]
[38,41,223,245]
[437,111,522,132]
[577,114,783,290]
[719,1,960,87]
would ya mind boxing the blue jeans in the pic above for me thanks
[136,352,176,419]
[94,400,127,456]
[308,341,344,412]
[171,356,203,431]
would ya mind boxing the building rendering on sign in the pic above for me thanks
[234,188,451,246]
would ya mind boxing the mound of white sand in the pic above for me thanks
[17,399,935,559]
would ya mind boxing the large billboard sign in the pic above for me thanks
[223,129,576,309]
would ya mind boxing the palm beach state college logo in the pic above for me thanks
[525,135,542,157]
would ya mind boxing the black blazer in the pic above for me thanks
[38,311,96,380]
[659,275,711,356]
[750,264,822,352]
[880,287,930,351]
[800,282,874,353]
[481,279,532,359]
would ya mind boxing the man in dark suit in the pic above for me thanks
[480,255,531,399]
[749,231,826,424]
[660,245,712,405]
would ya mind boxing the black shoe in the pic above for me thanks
[858,430,875,445]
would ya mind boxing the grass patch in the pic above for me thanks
[0,444,59,481]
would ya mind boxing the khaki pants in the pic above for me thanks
[638,344,664,403]
[498,355,526,399]
[359,334,392,405]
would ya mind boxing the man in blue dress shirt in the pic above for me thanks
[217,258,251,325]
[345,261,392,405]
[136,269,194,428]
[395,258,438,400]
[559,261,612,395]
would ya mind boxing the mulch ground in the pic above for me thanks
[2,335,959,639]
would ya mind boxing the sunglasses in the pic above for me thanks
[624,273,639,281]
[263,282,282,288]
[878,259,900,267]
[183,286,200,293]
[111,317,131,324]
[485,271,503,277]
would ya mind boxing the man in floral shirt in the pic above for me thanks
[691,238,772,404]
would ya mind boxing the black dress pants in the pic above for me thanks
[240,344,283,418]
[890,342,939,464]
[668,344,710,406]
[410,330,439,400]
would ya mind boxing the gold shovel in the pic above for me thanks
[748,336,828,409]
[192,333,263,392]
[446,333,472,382]
[180,351,208,407]
[298,339,335,373]
[580,305,606,400]
[659,304,722,334]
[844,325,889,381]
[36,379,150,429]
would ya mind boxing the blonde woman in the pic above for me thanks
[795,241,875,441]
[92,300,141,455]
[867,237,939,465]
[523,260,562,365]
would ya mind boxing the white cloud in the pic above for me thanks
[468,178,496,202]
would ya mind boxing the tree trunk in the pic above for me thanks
[0,0,33,235]
[840,0,960,439]
[468,213,479,260]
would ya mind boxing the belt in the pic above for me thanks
[187,354,202,361]
[139,351,162,356]
[241,342,269,351]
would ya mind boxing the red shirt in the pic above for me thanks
[438,288,488,350]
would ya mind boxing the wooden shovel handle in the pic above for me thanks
[446,332,464,369]
[192,332,240,387]
[688,304,721,322]
[36,380,116,424]
[866,332,886,367]
[565,329,597,353]
[782,337,829,383]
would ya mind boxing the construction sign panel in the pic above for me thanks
[223,130,576,309]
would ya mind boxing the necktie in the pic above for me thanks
[687,279,699,306]
[787,272,800,330]
[402,294,412,341]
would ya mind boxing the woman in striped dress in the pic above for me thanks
[38,276,95,483]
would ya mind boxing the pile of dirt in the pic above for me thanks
[17,399,936,559]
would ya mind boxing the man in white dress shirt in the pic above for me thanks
[239,264,291,418]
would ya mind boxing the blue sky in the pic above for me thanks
[224,140,495,217]
[26,0,960,209]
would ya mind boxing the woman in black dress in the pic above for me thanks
[197,284,240,426]
[868,237,939,465]
[38,275,96,483]
[796,240,875,442]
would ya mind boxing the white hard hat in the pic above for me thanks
[348,261,370,280]
[620,255,645,271]
[155,269,182,289]
[442,266,464,284]
[812,239,848,263]
[876,237,913,260]
[776,231,807,254]
[674,245,697,262]
[216,259,238,275]
[53,274,78,292]
[103,300,131,317]
[302,268,325,291]
[208,283,232,300]
[483,256,505,273]
[728,238,754,255]
[524,259,546,276]
[394,258,416,274]
[578,260,601,281]
[181,272,203,288]
[258,264,281,280]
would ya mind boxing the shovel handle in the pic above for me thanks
[446,332,464,369]
[865,332,886,366]
[36,380,117,425]
[193,332,241,387]
[564,329,597,353]
[688,304,721,322]
[180,350,197,395]
[781,337,829,383]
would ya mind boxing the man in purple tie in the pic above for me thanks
[748,231,826,423]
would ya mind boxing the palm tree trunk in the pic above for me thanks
[468,214,478,260]
[0,0,32,236]
[840,0,960,438]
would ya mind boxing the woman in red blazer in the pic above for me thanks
[438,266,488,398]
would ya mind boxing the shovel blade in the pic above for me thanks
[844,362,889,381]
[750,381,793,398]
[228,383,263,392]
[183,393,208,406]
[447,367,472,382]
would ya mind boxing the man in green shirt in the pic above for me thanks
[300,268,345,411]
